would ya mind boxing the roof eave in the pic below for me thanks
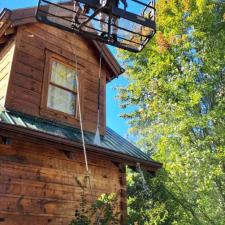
[93,41,125,82]
[0,121,162,172]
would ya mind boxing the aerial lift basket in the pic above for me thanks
[36,0,156,52]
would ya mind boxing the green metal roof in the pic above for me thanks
[0,110,159,165]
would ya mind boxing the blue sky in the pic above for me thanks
[0,0,130,137]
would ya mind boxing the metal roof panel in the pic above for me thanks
[0,110,157,163]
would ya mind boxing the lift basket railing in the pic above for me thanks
[36,0,156,52]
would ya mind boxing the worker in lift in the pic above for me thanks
[72,1,82,28]
[100,0,128,42]
[72,1,90,28]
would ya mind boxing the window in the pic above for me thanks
[47,60,77,115]
[41,51,79,121]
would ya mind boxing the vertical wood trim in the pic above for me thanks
[119,164,127,225]
[40,48,51,110]
[77,65,84,121]
[3,38,16,108]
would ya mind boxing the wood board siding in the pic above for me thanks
[5,23,106,134]
[0,40,15,106]
[0,137,126,225]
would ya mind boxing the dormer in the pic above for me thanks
[0,8,123,135]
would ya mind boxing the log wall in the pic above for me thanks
[0,137,125,225]
[4,23,107,134]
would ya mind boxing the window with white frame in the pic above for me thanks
[46,58,77,116]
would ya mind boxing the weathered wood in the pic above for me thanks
[10,7,36,21]
[0,143,119,177]
[12,73,42,94]
[7,98,40,116]
[24,25,103,73]
[26,24,98,65]
[0,139,123,223]
[16,35,44,61]
[4,27,15,36]
[0,36,8,45]
[0,178,115,201]
[16,50,45,71]
[4,23,107,134]
[9,86,40,105]
[0,162,118,189]
[0,213,72,225]
[33,23,94,56]
[12,17,37,27]
[13,61,43,82]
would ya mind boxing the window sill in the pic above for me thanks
[40,107,80,127]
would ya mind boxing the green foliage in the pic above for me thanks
[69,176,120,225]
[118,0,225,224]
[91,194,120,225]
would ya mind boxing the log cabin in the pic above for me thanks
[0,6,162,225]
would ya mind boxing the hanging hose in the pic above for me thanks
[93,43,104,146]
[136,163,149,194]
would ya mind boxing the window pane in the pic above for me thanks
[51,61,77,91]
[47,84,76,115]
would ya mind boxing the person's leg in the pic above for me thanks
[112,16,118,42]
[83,5,90,14]
[111,0,119,42]
[100,12,108,36]
[112,16,118,34]
[75,2,82,14]
[72,2,82,27]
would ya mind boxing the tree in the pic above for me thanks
[118,0,225,224]
[69,177,120,225]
